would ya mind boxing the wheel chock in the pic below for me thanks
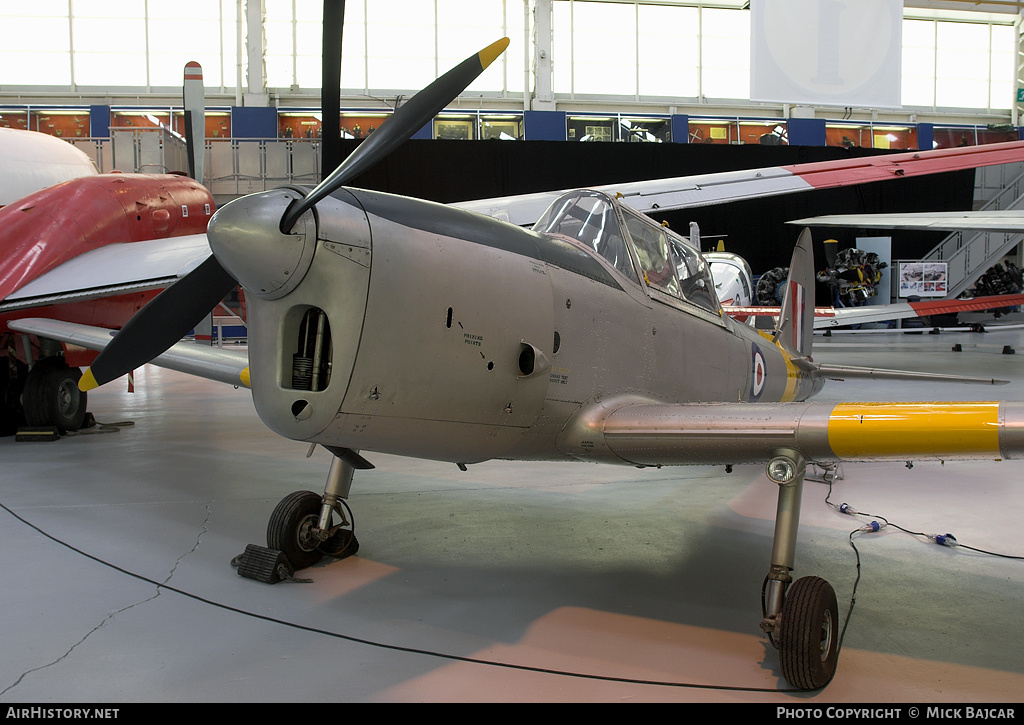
[233,544,295,584]
[15,426,61,442]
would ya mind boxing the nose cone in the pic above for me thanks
[207,188,317,299]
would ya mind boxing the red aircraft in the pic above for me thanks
[0,129,214,434]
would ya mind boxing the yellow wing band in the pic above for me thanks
[828,402,1002,459]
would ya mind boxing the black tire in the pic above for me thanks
[1,359,27,436]
[778,576,840,690]
[267,490,325,570]
[22,358,87,433]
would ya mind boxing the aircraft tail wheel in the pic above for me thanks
[267,490,326,570]
[777,576,840,690]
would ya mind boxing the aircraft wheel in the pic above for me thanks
[1,359,27,436]
[777,576,839,690]
[267,490,326,570]
[22,357,87,433]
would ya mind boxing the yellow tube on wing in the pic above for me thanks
[827,402,1002,459]
[565,399,1023,467]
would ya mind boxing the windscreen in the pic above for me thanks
[533,191,636,281]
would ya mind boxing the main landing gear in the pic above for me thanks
[265,449,367,570]
[254,446,840,689]
[2,353,88,436]
[22,356,88,433]
[760,448,840,690]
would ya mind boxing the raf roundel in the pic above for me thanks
[751,344,766,399]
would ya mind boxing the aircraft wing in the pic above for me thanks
[561,398,1019,468]
[790,210,1024,232]
[10,144,1020,310]
[454,141,1024,226]
[6,318,250,389]
[0,233,211,312]
[725,292,1024,329]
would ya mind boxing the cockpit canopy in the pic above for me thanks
[531,189,635,279]
[533,190,720,314]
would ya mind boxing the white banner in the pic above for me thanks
[750,0,902,108]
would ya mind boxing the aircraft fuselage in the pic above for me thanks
[221,186,821,466]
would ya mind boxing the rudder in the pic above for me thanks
[774,228,815,359]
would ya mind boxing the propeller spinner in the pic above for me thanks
[80,37,510,392]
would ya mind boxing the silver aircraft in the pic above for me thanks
[12,39,1024,691]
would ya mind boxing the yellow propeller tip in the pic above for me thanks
[79,368,99,392]
[478,37,510,71]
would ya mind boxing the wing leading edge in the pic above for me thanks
[790,210,1024,233]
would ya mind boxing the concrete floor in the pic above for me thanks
[1,315,1022,703]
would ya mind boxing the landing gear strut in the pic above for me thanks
[760,448,840,690]
[266,451,362,570]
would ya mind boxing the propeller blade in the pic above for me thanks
[280,36,510,232]
[79,255,237,391]
[321,0,345,179]
[823,237,838,268]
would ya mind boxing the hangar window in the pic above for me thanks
[533,191,637,282]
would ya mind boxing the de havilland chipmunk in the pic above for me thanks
[10,39,1024,691]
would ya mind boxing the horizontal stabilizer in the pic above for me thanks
[813,363,1008,385]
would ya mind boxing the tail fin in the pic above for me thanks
[183,61,205,183]
[774,228,815,359]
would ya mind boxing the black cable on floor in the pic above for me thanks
[0,498,804,695]
[819,475,1024,662]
